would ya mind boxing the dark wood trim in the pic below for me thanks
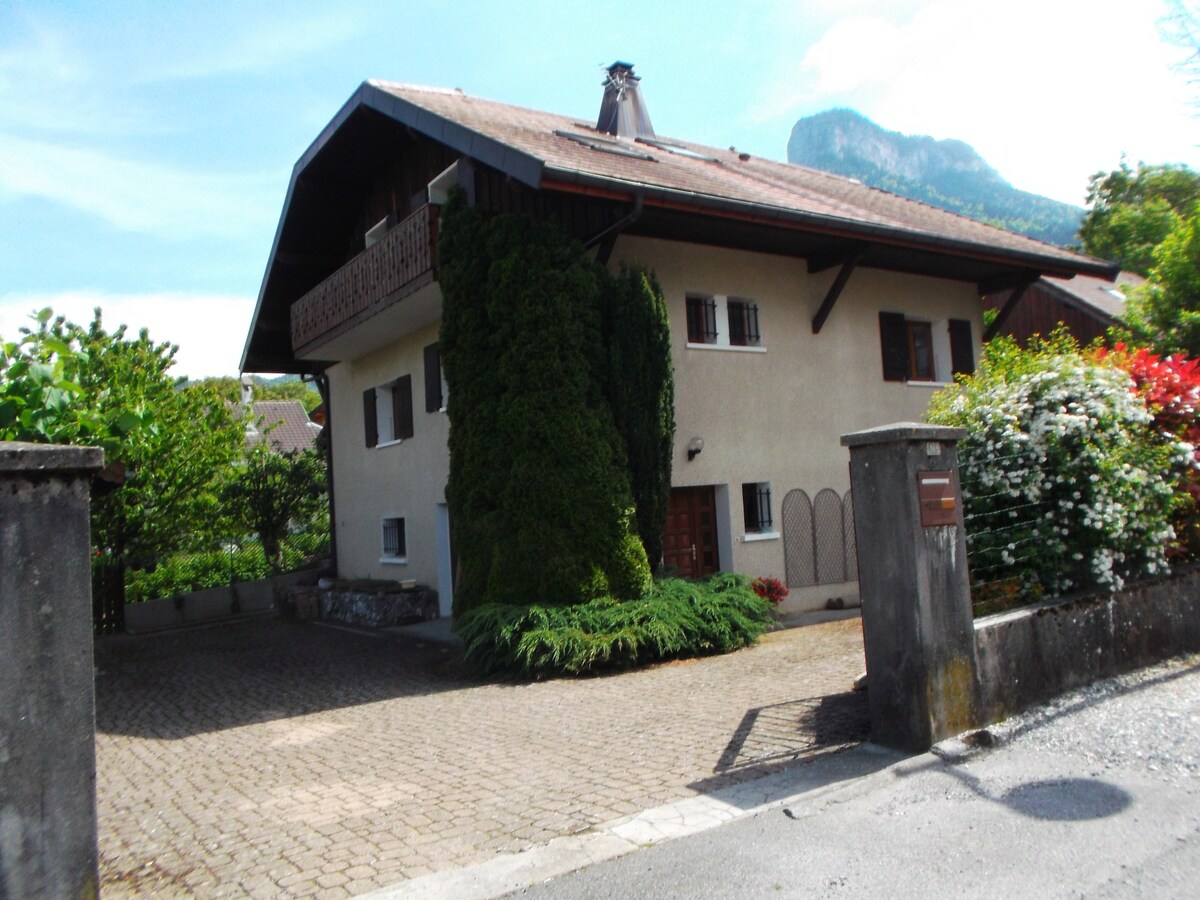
[811,250,864,334]
[984,279,1036,341]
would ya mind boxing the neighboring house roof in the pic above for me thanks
[984,270,1145,346]
[243,77,1118,372]
[245,400,322,453]
[1039,270,1145,323]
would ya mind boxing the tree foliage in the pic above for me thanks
[191,374,321,413]
[928,333,1187,597]
[1079,160,1200,275]
[1,309,246,572]
[440,195,672,620]
[1125,211,1200,357]
[221,445,327,572]
[599,265,674,567]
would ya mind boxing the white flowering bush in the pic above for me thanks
[928,334,1188,598]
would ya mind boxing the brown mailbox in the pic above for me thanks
[917,470,957,526]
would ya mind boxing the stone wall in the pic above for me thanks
[974,566,1200,722]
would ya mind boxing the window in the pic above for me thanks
[727,299,761,347]
[686,295,718,344]
[363,375,414,447]
[686,294,766,350]
[742,482,773,534]
[381,517,406,562]
[879,312,974,383]
[906,321,934,381]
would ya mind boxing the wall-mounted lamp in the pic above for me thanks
[687,436,705,462]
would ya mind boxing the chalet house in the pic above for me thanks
[984,270,1143,346]
[241,63,1116,616]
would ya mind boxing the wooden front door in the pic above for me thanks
[663,486,718,578]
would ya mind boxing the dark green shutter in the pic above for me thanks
[424,343,442,412]
[949,319,974,376]
[879,312,909,382]
[393,375,414,440]
[363,388,378,447]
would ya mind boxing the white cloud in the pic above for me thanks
[0,133,282,239]
[755,0,1200,204]
[0,291,257,379]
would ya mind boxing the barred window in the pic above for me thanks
[686,295,719,344]
[381,517,407,561]
[742,482,773,533]
[727,299,760,347]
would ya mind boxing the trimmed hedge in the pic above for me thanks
[456,573,774,677]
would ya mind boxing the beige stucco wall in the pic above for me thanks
[616,235,980,606]
[326,319,449,606]
[325,234,981,615]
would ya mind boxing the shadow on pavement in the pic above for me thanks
[94,618,475,739]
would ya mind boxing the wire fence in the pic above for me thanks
[959,450,1065,616]
[122,528,330,605]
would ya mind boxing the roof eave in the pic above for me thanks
[542,165,1118,282]
[242,81,547,373]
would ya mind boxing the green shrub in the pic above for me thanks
[124,533,330,603]
[457,573,773,677]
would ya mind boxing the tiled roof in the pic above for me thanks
[1041,270,1145,322]
[367,80,1111,276]
[246,401,322,453]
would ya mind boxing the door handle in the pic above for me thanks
[691,543,697,561]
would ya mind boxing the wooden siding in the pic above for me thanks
[986,283,1113,347]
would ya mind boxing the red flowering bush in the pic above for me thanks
[751,576,789,606]
[1096,343,1200,557]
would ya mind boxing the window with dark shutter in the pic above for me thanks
[949,319,974,376]
[879,311,909,381]
[424,344,443,412]
[393,374,414,440]
[363,388,378,447]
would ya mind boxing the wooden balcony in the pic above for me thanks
[291,204,439,357]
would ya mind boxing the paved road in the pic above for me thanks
[94,614,866,897]
[498,654,1200,899]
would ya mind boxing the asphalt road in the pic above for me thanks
[502,654,1200,899]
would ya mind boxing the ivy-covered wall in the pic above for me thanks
[439,194,673,619]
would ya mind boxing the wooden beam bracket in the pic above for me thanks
[983,276,1039,341]
[811,249,865,334]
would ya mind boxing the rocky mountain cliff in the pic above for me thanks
[787,109,1083,246]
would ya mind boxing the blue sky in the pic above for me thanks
[2,0,1198,377]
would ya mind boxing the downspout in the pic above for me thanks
[313,370,338,575]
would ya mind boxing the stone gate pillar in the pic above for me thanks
[840,423,977,751]
[0,442,103,899]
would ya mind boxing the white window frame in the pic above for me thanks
[686,294,767,353]
[381,516,408,565]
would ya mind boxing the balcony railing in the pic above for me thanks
[291,204,439,354]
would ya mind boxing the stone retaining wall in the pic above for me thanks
[974,566,1200,722]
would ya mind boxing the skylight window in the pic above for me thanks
[636,137,721,163]
[554,129,656,161]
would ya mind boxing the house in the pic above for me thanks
[237,377,323,453]
[984,270,1144,346]
[241,63,1116,616]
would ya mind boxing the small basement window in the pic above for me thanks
[381,517,407,563]
[742,482,774,535]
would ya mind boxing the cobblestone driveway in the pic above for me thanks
[95,616,866,897]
